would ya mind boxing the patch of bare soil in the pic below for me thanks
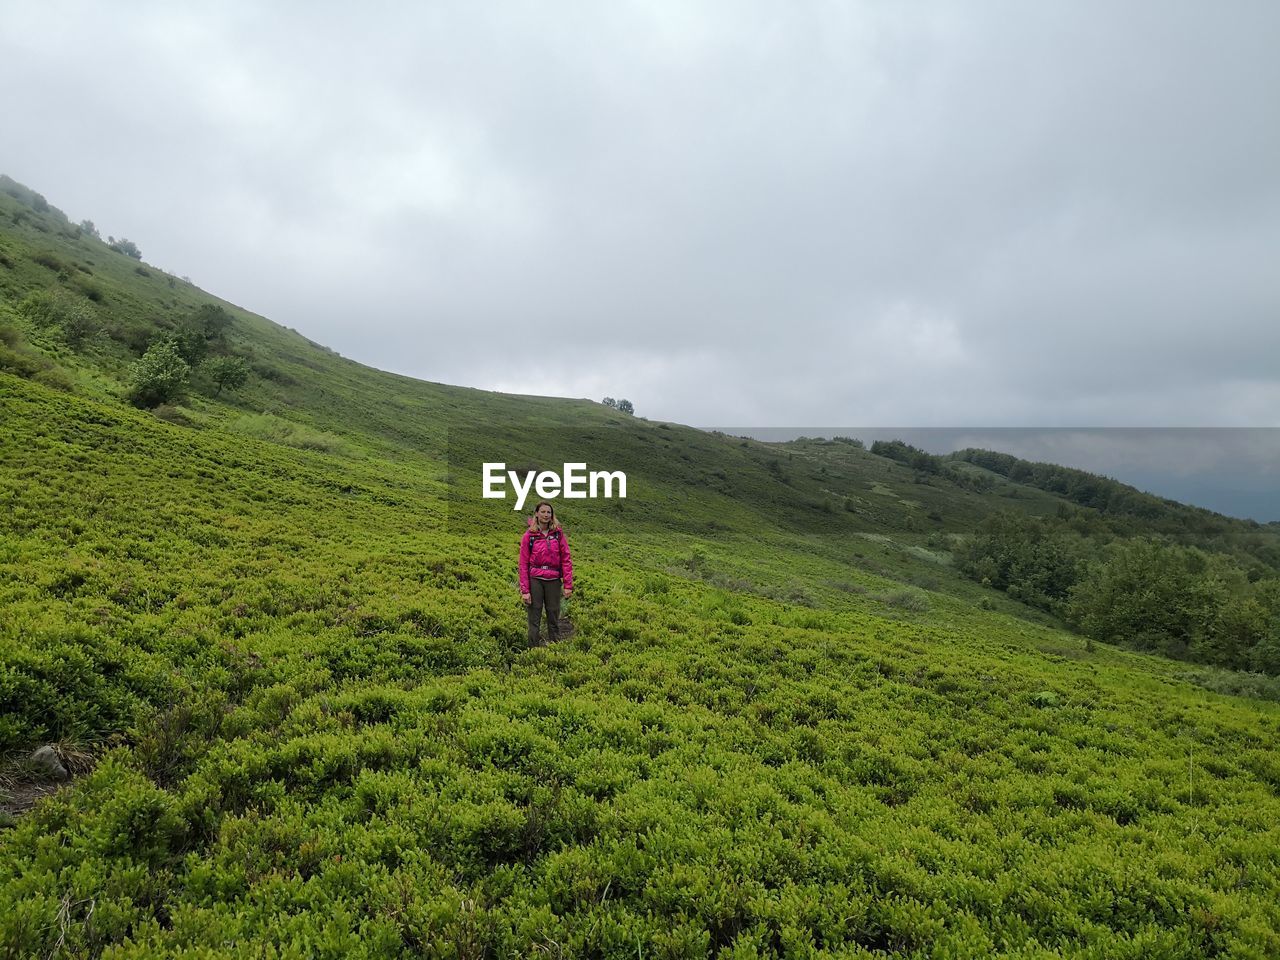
[1,743,95,824]
[1,778,65,820]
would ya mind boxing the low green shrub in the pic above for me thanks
[228,413,349,455]
[880,589,930,612]
[31,250,65,272]
[150,404,197,427]
[15,289,99,346]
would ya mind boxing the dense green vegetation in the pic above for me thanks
[3,177,1280,957]
[859,441,1280,675]
[949,449,1264,540]
[953,500,1280,674]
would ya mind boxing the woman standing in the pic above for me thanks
[519,501,573,645]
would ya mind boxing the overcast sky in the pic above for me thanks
[3,1,1279,428]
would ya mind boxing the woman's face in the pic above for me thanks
[536,504,553,525]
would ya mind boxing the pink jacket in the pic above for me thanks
[519,517,573,593]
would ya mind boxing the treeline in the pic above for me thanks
[949,447,1270,542]
[868,440,994,493]
[951,447,1280,574]
[961,512,1280,674]
[873,442,1280,674]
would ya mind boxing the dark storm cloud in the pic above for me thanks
[2,1,1277,426]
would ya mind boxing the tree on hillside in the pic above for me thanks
[192,304,232,344]
[871,439,942,474]
[1067,539,1227,663]
[617,399,634,415]
[207,355,249,396]
[128,340,189,408]
[108,236,142,260]
[174,304,234,365]
[79,220,101,240]
[960,512,1085,612]
[173,320,210,366]
[602,397,617,409]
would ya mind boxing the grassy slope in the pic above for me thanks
[1,183,1279,957]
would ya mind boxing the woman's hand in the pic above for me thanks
[563,587,572,599]
[521,592,531,606]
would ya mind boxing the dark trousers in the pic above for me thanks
[528,577,562,645]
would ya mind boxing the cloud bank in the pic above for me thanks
[3,1,1278,427]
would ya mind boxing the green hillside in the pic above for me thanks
[3,178,1279,958]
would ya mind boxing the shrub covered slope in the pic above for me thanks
[2,178,1279,957]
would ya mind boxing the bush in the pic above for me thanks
[128,340,190,408]
[107,319,156,355]
[1177,669,1280,702]
[761,580,817,607]
[171,304,235,366]
[172,321,209,366]
[228,413,348,454]
[18,290,61,327]
[59,300,99,346]
[871,439,942,474]
[0,341,44,379]
[250,361,295,385]
[32,251,66,272]
[16,290,99,347]
[958,512,1084,613]
[107,236,142,260]
[73,279,103,303]
[640,574,670,596]
[881,589,930,613]
[151,405,197,427]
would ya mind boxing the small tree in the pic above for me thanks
[207,355,249,396]
[79,220,101,240]
[602,397,617,409]
[617,398,634,415]
[173,320,209,365]
[194,303,232,352]
[172,304,234,364]
[128,340,189,408]
[108,236,142,260]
